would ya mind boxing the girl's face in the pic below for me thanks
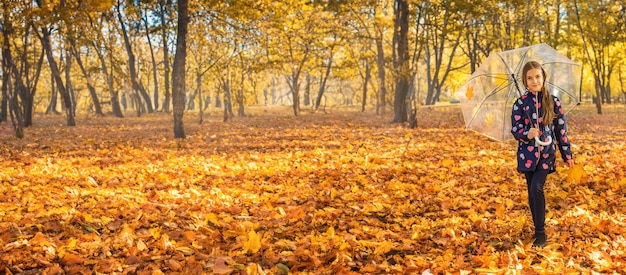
[525,68,544,93]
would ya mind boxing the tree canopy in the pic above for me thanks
[0,0,625,136]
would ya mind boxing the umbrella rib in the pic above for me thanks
[515,48,532,76]
[461,73,509,84]
[494,51,526,97]
[545,81,572,95]
[483,81,511,99]
[495,53,515,76]
[545,81,581,106]
[466,82,512,127]
[540,61,581,66]
[494,48,531,79]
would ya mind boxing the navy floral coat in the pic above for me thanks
[511,91,573,173]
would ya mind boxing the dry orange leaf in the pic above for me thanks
[61,253,84,266]
[360,264,377,272]
[29,232,50,246]
[211,256,235,274]
[168,259,183,271]
[466,86,474,100]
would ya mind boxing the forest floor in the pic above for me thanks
[1,103,625,274]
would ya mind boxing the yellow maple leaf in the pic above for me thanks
[485,112,495,126]
[243,230,261,254]
[566,164,586,184]
[442,159,455,167]
[149,227,161,240]
[325,226,335,239]
[373,240,394,255]
[204,213,221,226]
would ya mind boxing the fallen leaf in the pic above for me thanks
[243,230,261,254]
[168,259,182,271]
[211,256,235,274]
[61,253,84,266]
[566,164,587,184]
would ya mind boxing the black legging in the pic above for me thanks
[524,169,550,234]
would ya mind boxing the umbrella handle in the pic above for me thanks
[534,135,552,146]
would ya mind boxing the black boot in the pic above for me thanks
[533,232,546,247]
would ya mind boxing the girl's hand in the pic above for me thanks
[566,159,575,168]
[527,128,540,139]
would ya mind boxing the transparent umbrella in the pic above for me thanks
[456,43,581,142]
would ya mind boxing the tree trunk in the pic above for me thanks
[289,51,309,116]
[314,41,336,110]
[314,57,333,110]
[187,89,198,110]
[23,48,44,127]
[603,65,613,104]
[0,58,7,123]
[46,72,59,114]
[143,13,160,111]
[423,6,462,106]
[117,1,154,114]
[222,77,234,122]
[64,48,76,115]
[573,0,603,114]
[16,27,29,127]
[270,77,277,105]
[197,69,204,123]
[98,43,123,117]
[362,60,370,112]
[8,82,24,138]
[464,26,480,74]
[392,0,409,123]
[1,20,15,127]
[160,0,172,113]
[3,19,42,128]
[237,89,245,117]
[0,10,6,123]
[215,89,222,108]
[132,92,143,116]
[172,0,189,138]
[1,74,7,124]
[595,82,604,113]
[70,40,103,116]
[304,73,311,106]
[40,27,75,126]
[375,31,386,115]
[617,66,626,104]
[291,70,301,116]
[237,70,245,117]
[12,23,43,127]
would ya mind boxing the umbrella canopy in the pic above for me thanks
[456,43,581,142]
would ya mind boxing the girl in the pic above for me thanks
[510,61,575,247]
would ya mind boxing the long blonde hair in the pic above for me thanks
[522,61,556,124]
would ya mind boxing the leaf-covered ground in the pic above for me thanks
[1,105,625,274]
